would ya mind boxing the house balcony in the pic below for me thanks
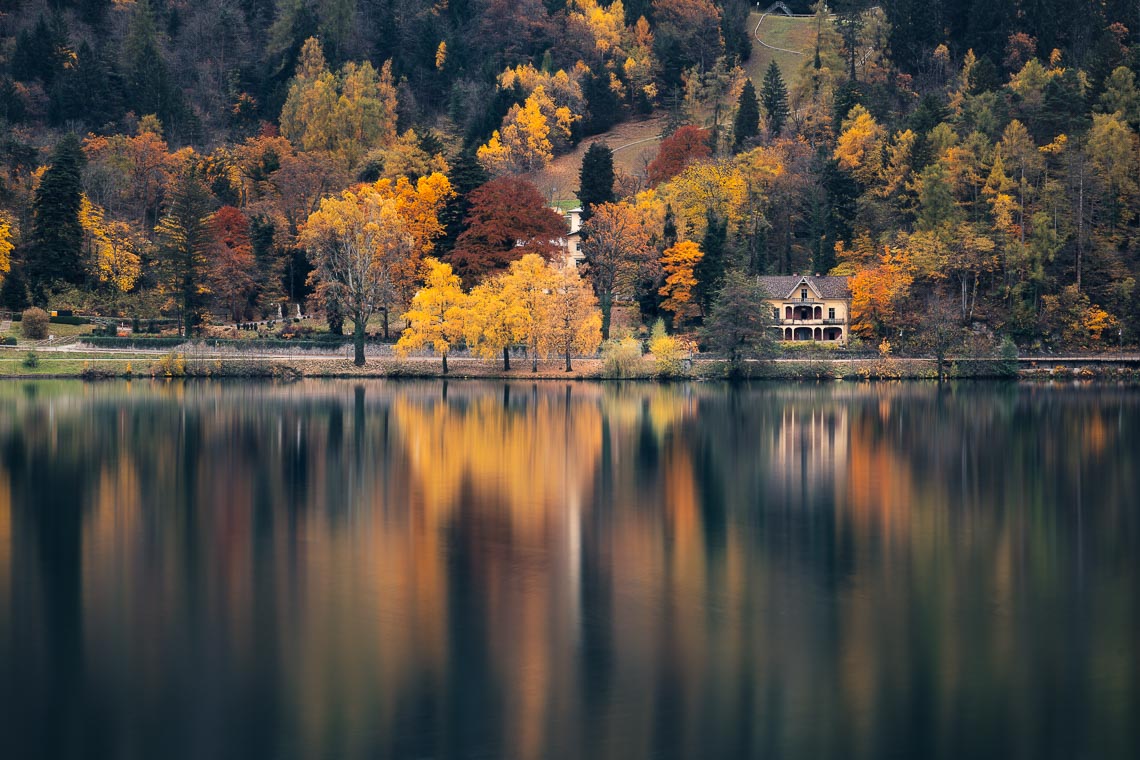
[778,318,846,326]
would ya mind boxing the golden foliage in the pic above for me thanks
[80,196,142,294]
[834,105,885,185]
[658,240,702,327]
[300,185,414,324]
[397,258,468,362]
[0,214,13,279]
[538,265,603,369]
[280,38,398,165]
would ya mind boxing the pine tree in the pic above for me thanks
[695,209,727,314]
[577,142,615,217]
[0,265,31,312]
[26,134,86,304]
[156,166,216,337]
[732,78,760,152]
[439,149,488,253]
[701,270,777,373]
[122,0,184,137]
[760,61,789,137]
[583,70,620,135]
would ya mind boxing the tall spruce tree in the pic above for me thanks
[732,78,760,152]
[439,149,488,253]
[695,210,728,315]
[156,166,216,337]
[577,142,615,218]
[760,61,789,137]
[26,134,86,304]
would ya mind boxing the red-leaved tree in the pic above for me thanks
[647,126,712,187]
[208,206,257,322]
[448,177,568,284]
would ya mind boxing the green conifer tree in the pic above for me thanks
[695,210,728,314]
[577,142,615,218]
[26,134,86,304]
[760,61,789,137]
[156,166,216,337]
[732,78,760,152]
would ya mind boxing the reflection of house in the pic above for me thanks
[758,275,851,343]
[766,401,849,508]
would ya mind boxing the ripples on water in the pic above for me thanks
[0,380,1137,759]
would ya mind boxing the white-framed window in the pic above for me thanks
[829,307,835,320]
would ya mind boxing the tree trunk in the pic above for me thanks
[382,307,389,341]
[441,352,448,375]
[531,342,538,373]
[353,315,366,366]
[503,345,510,371]
[600,291,613,340]
[565,350,572,372]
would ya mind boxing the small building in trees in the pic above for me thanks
[758,275,851,343]
[548,205,584,268]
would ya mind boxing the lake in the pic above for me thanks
[0,380,1137,759]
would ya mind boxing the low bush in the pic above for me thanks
[21,308,49,340]
[648,319,688,378]
[1,337,16,346]
[601,337,644,378]
[152,352,187,377]
[22,351,39,368]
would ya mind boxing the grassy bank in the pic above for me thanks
[12,349,1132,381]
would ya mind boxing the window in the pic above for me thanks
[801,288,808,301]
[828,308,835,320]
[773,308,780,320]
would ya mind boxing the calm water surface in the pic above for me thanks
[0,380,1138,759]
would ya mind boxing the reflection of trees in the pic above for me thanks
[0,381,1136,758]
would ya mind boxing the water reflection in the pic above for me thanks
[0,380,1137,759]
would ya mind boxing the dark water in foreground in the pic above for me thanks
[0,380,1138,759]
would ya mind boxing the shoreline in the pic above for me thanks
[3,351,1139,382]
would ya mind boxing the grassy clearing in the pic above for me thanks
[745,12,818,86]
[524,114,667,203]
[0,350,155,377]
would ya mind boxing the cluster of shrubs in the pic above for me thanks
[21,308,50,340]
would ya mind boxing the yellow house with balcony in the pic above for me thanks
[757,275,851,344]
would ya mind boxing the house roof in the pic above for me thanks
[757,275,851,300]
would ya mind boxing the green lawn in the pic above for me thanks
[0,350,155,377]
[745,12,818,87]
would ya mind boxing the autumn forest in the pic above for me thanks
[1,0,1139,357]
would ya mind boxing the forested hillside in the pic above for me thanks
[0,0,1138,352]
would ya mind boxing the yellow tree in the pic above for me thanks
[280,38,340,154]
[301,187,414,365]
[371,171,456,323]
[397,258,468,374]
[657,160,747,239]
[0,213,15,282]
[580,201,654,337]
[463,274,529,370]
[833,104,885,186]
[658,240,702,328]
[500,253,554,371]
[280,38,398,165]
[848,245,916,339]
[477,90,554,174]
[80,196,143,303]
[539,265,603,371]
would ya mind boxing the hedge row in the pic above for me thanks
[81,336,352,351]
[49,315,90,325]
[83,336,188,349]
